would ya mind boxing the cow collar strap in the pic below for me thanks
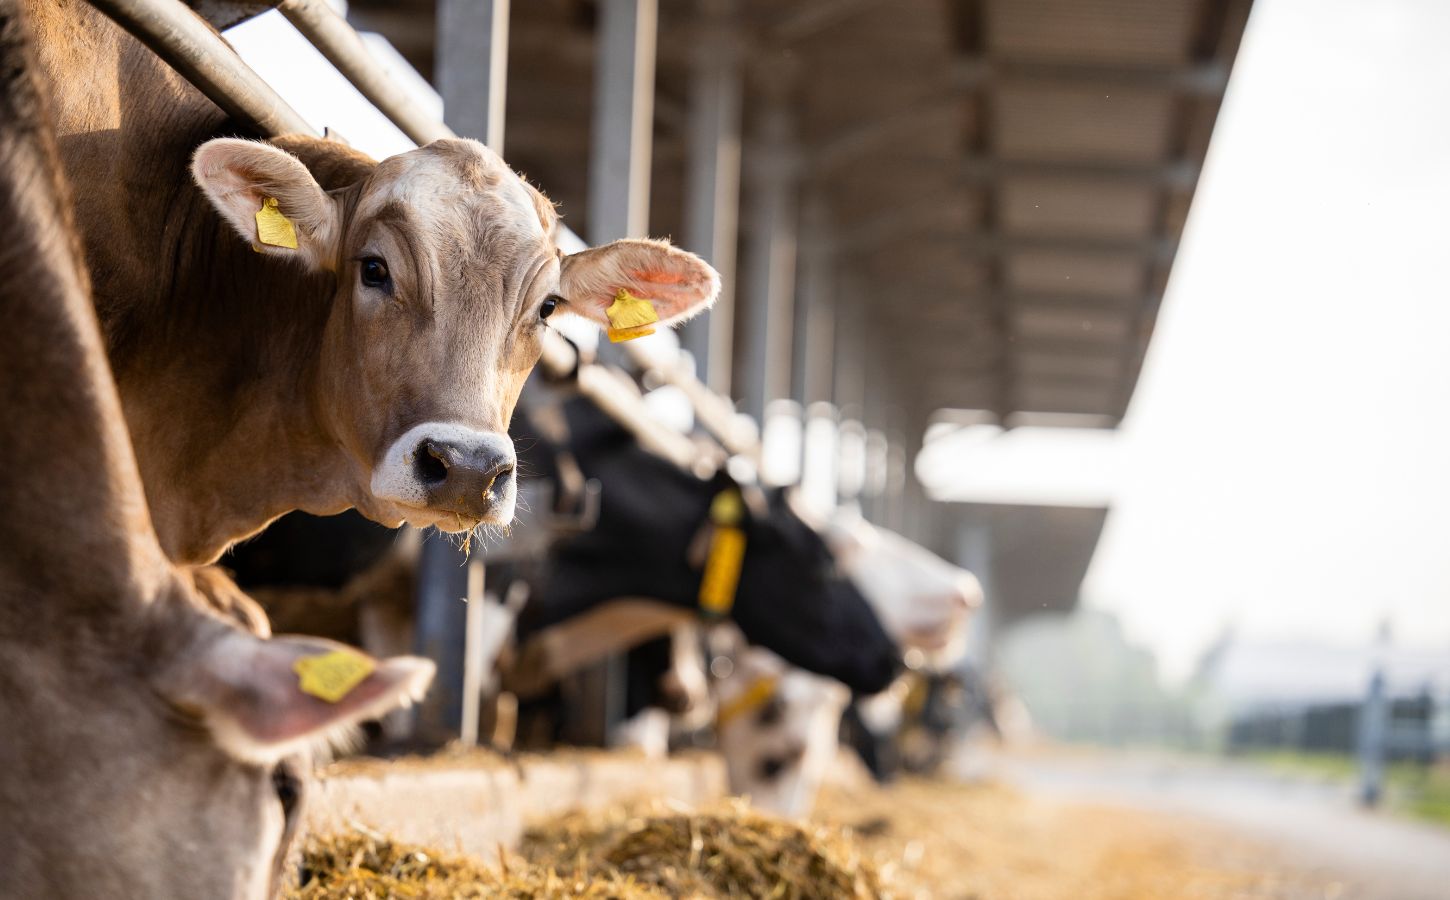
[697,488,746,618]
[716,674,778,730]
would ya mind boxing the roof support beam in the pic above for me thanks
[952,58,1230,95]
[768,0,888,43]
[960,156,1200,189]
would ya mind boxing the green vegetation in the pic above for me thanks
[1243,750,1450,828]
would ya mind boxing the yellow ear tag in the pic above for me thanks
[293,649,375,703]
[605,289,659,343]
[716,675,779,730]
[255,196,299,250]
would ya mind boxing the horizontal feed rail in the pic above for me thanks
[86,0,751,474]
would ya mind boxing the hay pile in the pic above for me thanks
[287,830,642,899]
[523,803,882,899]
[288,803,884,900]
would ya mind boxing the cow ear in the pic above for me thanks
[156,629,434,764]
[192,138,341,272]
[558,239,719,332]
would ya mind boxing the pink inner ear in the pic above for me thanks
[633,267,691,286]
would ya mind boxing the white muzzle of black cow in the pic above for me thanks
[371,423,517,529]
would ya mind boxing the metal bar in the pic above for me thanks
[278,0,450,145]
[87,0,316,136]
[589,0,658,242]
[433,0,510,151]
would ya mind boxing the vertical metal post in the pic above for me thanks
[413,532,470,740]
[832,279,866,415]
[679,1,742,395]
[436,0,510,152]
[459,559,487,747]
[1359,622,1393,807]
[739,94,799,419]
[796,191,835,407]
[414,0,512,744]
[581,0,657,744]
[589,0,658,243]
[958,513,996,665]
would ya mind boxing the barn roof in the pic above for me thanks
[349,0,1251,428]
[341,0,1252,623]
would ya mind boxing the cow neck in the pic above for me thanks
[0,5,171,630]
[113,183,345,566]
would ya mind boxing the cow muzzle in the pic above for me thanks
[371,424,517,529]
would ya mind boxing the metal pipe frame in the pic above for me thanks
[89,0,755,474]
[87,0,316,137]
[278,0,451,145]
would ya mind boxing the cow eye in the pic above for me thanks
[540,294,561,320]
[360,257,390,288]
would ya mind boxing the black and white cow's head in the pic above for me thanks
[513,395,901,696]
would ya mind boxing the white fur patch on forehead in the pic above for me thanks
[359,139,550,242]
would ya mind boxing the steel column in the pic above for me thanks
[795,190,835,407]
[588,0,658,242]
[738,95,799,419]
[436,0,510,152]
[679,2,742,395]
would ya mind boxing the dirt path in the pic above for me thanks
[998,751,1450,900]
[814,775,1344,900]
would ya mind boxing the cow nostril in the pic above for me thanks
[415,440,450,486]
[481,461,515,497]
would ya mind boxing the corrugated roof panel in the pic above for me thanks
[1013,381,1122,415]
[1016,352,1125,380]
[986,0,1200,65]
[1015,307,1133,342]
[994,85,1177,162]
[1000,178,1159,237]
[1006,250,1147,297]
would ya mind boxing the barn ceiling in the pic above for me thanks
[346,0,1251,426]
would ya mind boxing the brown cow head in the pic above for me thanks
[192,137,718,533]
[5,570,435,899]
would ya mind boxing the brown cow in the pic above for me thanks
[25,0,719,565]
[0,5,432,896]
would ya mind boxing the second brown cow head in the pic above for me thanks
[192,137,718,534]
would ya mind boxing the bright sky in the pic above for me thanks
[931,0,1450,679]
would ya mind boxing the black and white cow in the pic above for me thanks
[508,393,901,700]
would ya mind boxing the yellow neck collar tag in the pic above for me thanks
[255,196,298,250]
[716,675,779,730]
[605,289,659,343]
[698,489,746,617]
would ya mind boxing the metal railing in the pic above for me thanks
[86,0,755,474]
